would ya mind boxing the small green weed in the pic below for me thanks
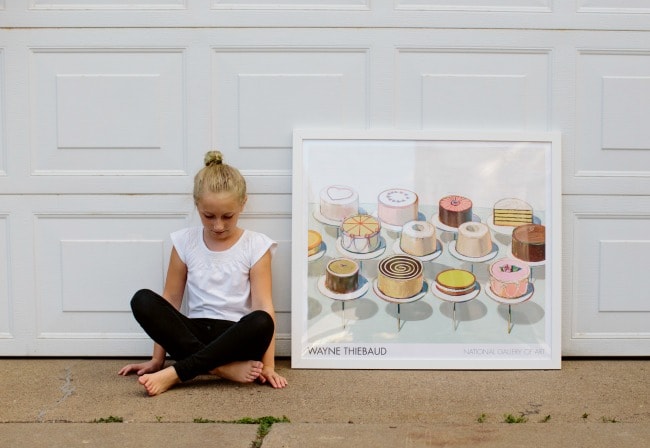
[582,413,589,420]
[503,413,528,424]
[227,416,290,448]
[540,415,551,423]
[93,416,123,423]
[193,417,216,423]
[477,413,487,423]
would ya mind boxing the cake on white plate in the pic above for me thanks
[493,198,533,227]
[325,258,359,294]
[377,188,419,227]
[399,220,437,257]
[340,214,381,254]
[377,255,424,299]
[319,185,359,222]
[438,195,472,228]
[455,222,492,258]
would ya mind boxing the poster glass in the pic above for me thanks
[291,130,561,369]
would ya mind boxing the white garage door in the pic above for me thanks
[0,1,648,356]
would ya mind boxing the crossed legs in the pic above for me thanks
[130,289,274,395]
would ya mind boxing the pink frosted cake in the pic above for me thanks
[319,185,359,222]
[377,188,418,227]
[488,257,531,299]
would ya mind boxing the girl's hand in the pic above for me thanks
[258,366,288,389]
[118,359,164,376]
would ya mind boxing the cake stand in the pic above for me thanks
[335,236,387,269]
[392,239,443,262]
[484,282,535,334]
[373,211,428,233]
[317,275,370,329]
[313,206,369,227]
[431,281,481,331]
[447,240,498,269]
[430,212,481,234]
[313,208,345,227]
[486,214,543,235]
[372,279,428,332]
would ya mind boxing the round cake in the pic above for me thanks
[435,269,476,296]
[340,214,381,254]
[488,257,530,299]
[399,220,437,257]
[438,195,472,228]
[319,185,359,222]
[377,255,423,299]
[493,197,533,227]
[512,224,545,262]
[455,222,492,258]
[377,188,419,227]
[325,258,359,294]
[308,230,322,256]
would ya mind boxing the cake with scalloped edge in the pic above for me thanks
[340,214,381,254]
[488,257,530,299]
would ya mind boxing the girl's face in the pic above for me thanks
[196,191,246,243]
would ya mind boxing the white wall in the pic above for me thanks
[0,0,648,356]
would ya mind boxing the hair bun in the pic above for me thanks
[204,150,223,167]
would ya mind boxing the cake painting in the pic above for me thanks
[488,257,531,299]
[438,195,473,228]
[377,188,419,227]
[340,214,381,254]
[319,185,359,223]
[376,255,424,300]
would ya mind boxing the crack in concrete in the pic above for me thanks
[36,367,76,422]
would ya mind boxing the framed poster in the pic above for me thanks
[291,130,561,369]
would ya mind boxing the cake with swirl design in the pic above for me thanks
[377,188,419,227]
[319,185,359,222]
[377,255,424,299]
[512,224,545,262]
[456,222,492,258]
[488,257,530,299]
[399,220,437,257]
[325,258,359,294]
[340,214,381,254]
[438,195,472,228]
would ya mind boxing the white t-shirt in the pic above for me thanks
[170,227,277,321]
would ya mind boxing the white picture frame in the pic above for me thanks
[291,130,561,369]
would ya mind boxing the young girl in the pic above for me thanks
[118,151,288,395]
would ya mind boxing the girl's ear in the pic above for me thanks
[241,195,248,209]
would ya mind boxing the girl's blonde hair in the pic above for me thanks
[193,151,247,204]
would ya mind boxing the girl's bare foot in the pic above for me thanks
[138,366,180,396]
[210,361,263,383]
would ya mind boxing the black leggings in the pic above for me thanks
[130,289,274,382]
